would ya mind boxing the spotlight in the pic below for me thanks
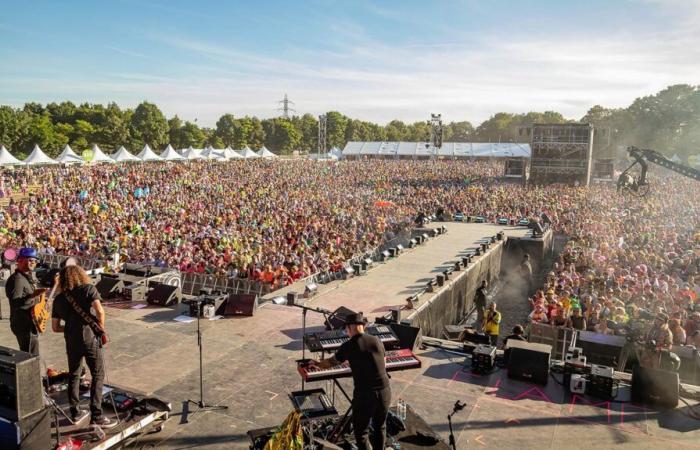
[422,232,429,242]
[343,266,354,279]
[408,238,417,248]
[305,283,318,297]
[396,244,404,252]
[454,261,462,271]
[381,250,391,261]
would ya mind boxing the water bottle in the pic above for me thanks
[397,398,406,421]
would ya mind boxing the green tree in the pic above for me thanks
[129,101,169,149]
[325,111,348,149]
[179,121,207,148]
[215,114,237,147]
[0,106,28,150]
[385,120,409,141]
[263,118,301,154]
[248,117,266,149]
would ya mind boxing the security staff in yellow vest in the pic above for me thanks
[483,302,502,347]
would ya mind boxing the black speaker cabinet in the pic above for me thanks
[95,276,124,299]
[325,307,357,330]
[632,365,679,409]
[0,347,42,421]
[287,292,298,306]
[224,294,258,316]
[0,407,50,450]
[146,282,181,307]
[507,340,551,385]
[390,323,422,351]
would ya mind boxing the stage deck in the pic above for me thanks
[2,222,699,449]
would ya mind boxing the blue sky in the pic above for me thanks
[1,0,699,126]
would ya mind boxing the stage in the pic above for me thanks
[1,222,700,449]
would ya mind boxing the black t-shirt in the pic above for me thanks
[475,286,488,308]
[335,333,389,392]
[5,270,37,330]
[51,284,101,344]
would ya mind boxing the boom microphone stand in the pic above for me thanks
[447,400,466,450]
[185,298,228,421]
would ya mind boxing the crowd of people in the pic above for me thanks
[525,175,700,366]
[0,159,510,289]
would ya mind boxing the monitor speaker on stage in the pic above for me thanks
[95,276,124,300]
[0,407,50,450]
[507,340,551,385]
[224,294,258,316]
[390,323,422,352]
[631,365,679,409]
[325,306,357,330]
[146,282,181,307]
[0,346,43,421]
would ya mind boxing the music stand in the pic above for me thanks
[185,297,228,420]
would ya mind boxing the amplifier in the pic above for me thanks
[0,407,50,450]
[471,345,496,373]
[507,340,551,385]
[0,347,43,421]
[123,283,147,302]
[187,295,227,317]
[632,365,679,409]
[588,364,615,399]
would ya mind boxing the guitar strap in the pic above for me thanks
[65,289,106,340]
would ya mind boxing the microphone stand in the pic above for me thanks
[290,301,331,390]
[185,298,228,421]
[447,400,466,450]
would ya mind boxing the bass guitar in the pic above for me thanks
[31,284,56,334]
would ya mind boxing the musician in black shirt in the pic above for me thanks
[51,264,114,427]
[312,312,391,450]
[4,248,46,356]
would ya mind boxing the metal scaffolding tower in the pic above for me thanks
[318,114,327,158]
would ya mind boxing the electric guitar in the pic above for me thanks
[31,283,56,334]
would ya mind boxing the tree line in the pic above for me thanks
[0,84,698,158]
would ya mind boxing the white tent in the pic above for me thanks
[111,146,140,162]
[181,147,204,160]
[137,144,163,161]
[89,144,115,163]
[239,146,260,159]
[0,145,25,166]
[160,144,185,161]
[202,146,225,160]
[329,146,343,159]
[23,144,57,165]
[257,146,277,158]
[220,146,243,159]
[55,144,84,164]
[308,152,339,161]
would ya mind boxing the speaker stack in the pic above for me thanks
[146,282,181,307]
[631,365,679,409]
[224,294,259,317]
[0,347,50,450]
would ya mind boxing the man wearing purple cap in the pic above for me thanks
[4,248,47,355]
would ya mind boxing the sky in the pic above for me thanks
[1,0,699,127]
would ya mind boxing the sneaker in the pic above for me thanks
[91,416,117,428]
[70,409,89,423]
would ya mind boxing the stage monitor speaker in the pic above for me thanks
[0,347,43,421]
[577,331,626,368]
[146,282,180,306]
[224,294,258,316]
[631,365,679,409]
[325,306,356,330]
[390,323,422,352]
[507,340,551,385]
[95,276,124,299]
[0,407,50,450]
[287,292,298,306]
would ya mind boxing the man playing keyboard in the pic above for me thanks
[310,312,392,450]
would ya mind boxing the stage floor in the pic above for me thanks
[2,222,699,449]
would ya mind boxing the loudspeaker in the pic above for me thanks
[631,365,679,409]
[146,282,181,306]
[390,323,422,351]
[507,340,551,385]
[325,307,356,330]
[0,407,50,450]
[578,331,626,368]
[95,276,124,299]
[224,294,258,316]
[187,295,227,317]
[0,347,42,421]
[287,292,298,306]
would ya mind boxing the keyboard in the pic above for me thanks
[297,349,421,382]
[304,326,400,352]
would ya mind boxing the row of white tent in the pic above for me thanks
[0,144,278,166]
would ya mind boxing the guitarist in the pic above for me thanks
[51,264,114,427]
[5,247,46,356]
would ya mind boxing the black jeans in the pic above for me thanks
[67,337,105,419]
[352,386,391,450]
[11,322,39,356]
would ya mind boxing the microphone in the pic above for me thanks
[453,400,466,413]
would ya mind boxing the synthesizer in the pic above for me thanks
[297,349,421,382]
[304,325,400,352]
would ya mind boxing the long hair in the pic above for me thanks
[59,265,91,292]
